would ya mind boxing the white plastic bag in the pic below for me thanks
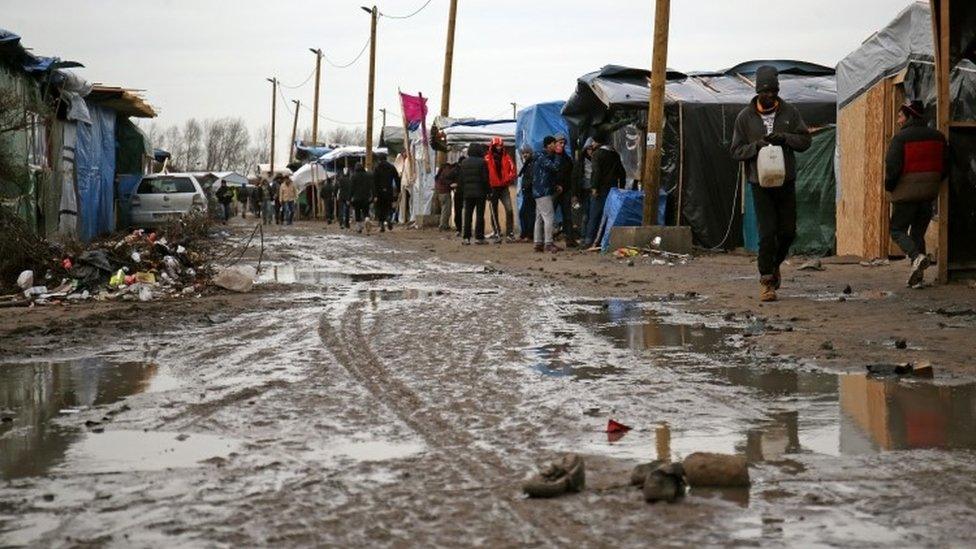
[757,145,786,188]
[16,270,34,290]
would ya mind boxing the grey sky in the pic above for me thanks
[6,0,917,160]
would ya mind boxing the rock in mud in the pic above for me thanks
[843,284,853,295]
[894,338,908,349]
[630,460,664,486]
[683,452,750,488]
[643,466,687,504]
[213,266,256,293]
[522,454,585,498]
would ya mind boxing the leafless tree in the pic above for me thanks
[245,125,270,176]
[183,119,203,170]
[326,127,366,147]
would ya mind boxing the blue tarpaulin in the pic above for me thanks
[599,188,667,251]
[515,101,570,155]
[75,103,117,241]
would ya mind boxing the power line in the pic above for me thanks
[321,36,371,69]
[278,65,316,89]
[277,85,366,127]
[379,0,434,19]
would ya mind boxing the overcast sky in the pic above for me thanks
[6,0,916,160]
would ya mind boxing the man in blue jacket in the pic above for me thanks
[533,136,562,253]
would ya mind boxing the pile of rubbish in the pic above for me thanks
[2,211,220,307]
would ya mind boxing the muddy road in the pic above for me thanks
[2,225,975,547]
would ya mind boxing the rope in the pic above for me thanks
[379,0,433,19]
[704,164,743,251]
[223,222,266,272]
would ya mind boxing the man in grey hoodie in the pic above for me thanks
[731,65,811,302]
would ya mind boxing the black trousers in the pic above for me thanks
[554,191,577,242]
[375,198,393,229]
[751,182,796,277]
[453,189,464,233]
[463,197,486,241]
[353,200,370,222]
[890,201,933,260]
[324,191,336,222]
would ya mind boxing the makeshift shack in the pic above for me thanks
[562,61,837,250]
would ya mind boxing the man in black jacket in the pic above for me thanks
[458,144,491,245]
[583,133,626,248]
[517,146,536,241]
[884,100,948,287]
[336,168,353,229]
[552,134,578,248]
[349,163,373,234]
[731,65,811,302]
[372,154,401,232]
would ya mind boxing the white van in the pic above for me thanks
[129,173,208,227]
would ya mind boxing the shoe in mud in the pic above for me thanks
[533,244,544,253]
[773,266,782,290]
[475,239,488,245]
[760,278,777,302]
[907,254,931,287]
[545,243,562,254]
[630,460,664,486]
[522,453,585,498]
[461,238,471,246]
[642,465,686,504]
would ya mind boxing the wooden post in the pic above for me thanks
[365,5,378,171]
[932,0,951,283]
[290,99,300,163]
[641,0,671,225]
[437,0,459,167]
[311,48,322,145]
[511,102,517,119]
[267,77,278,176]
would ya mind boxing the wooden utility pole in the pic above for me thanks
[511,102,517,119]
[931,0,950,283]
[290,99,300,163]
[364,5,378,171]
[380,108,387,131]
[641,0,671,225]
[437,0,459,166]
[266,77,278,176]
[310,48,323,145]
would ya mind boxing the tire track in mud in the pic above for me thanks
[318,299,600,547]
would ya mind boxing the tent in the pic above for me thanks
[515,101,571,154]
[563,61,837,250]
[291,163,329,193]
[835,1,976,273]
[442,120,516,149]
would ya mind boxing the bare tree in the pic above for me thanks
[164,125,185,171]
[245,125,270,176]
[183,119,203,171]
[325,127,366,147]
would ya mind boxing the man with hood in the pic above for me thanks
[731,65,811,302]
[372,153,401,232]
[484,136,517,243]
[884,99,948,288]
[458,144,491,245]
[533,136,562,253]
[336,167,353,229]
[584,132,626,248]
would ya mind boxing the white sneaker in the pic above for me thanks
[907,255,931,287]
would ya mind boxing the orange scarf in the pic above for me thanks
[756,99,779,114]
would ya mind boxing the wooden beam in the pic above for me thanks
[641,0,671,225]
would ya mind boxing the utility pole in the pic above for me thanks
[362,5,378,171]
[437,0,459,166]
[266,77,278,176]
[309,48,323,145]
[641,0,671,225]
[511,102,517,119]
[290,99,300,163]
[380,108,387,129]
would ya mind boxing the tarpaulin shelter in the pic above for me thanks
[835,1,976,279]
[597,188,662,251]
[293,141,332,162]
[515,101,571,155]
[441,120,516,150]
[562,61,837,249]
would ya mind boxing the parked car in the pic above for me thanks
[129,173,207,227]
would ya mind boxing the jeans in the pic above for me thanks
[453,189,464,233]
[518,193,536,240]
[585,190,609,245]
[261,200,273,225]
[534,195,555,245]
[488,187,515,238]
[282,201,295,225]
[436,192,453,229]
[890,201,933,260]
[220,202,231,222]
[462,197,486,241]
[751,181,796,277]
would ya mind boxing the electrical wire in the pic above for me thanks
[379,0,434,19]
[278,65,316,89]
[321,36,371,69]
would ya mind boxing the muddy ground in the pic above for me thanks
[1,219,975,547]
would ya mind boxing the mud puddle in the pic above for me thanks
[56,430,239,475]
[259,264,399,285]
[0,359,180,479]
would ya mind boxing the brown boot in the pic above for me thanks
[760,277,778,302]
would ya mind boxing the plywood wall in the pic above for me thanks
[838,82,887,257]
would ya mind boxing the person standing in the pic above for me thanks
[484,136,517,243]
[533,136,562,253]
[238,185,248,219]
[885,99,948,288]
[517,145,536,242]
[434,161,459,231]
[552,134,578,248]
[584,133,627,248]
[337,167,353,229]
[349,162,373,233]
[259,180,273,225]
[278,177,298,226]
[270,176,283,225]
[452,155,466,236]
[731,65,812,302]
[372,154,400,232]
[458,144,490,245]
[215,180,233,224]
[321,176,336,224]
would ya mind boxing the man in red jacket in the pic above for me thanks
[484,136,517,243]
[885,100,948,288]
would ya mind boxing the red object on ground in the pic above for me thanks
[147,232,157,243]
[606,419,632,433]
[61,258,73,270]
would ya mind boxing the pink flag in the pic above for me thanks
[399,92,428,134]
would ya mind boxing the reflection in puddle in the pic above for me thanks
[57,430,239,474]
[260,265,398,285]
[529,343,625,380]
[358,288,438,305]
[0,359,178,479]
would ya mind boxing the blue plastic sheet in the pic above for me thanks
[598,188,667,251]
[116,174,143,230]
[515,101,570,155]
[75,103,117,241]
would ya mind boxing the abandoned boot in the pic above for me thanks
[760,277,778,302]
[642,462,686,503]
[630,460,664,486]
[522,454,584,498]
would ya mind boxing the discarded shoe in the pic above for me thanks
[630,460,664,486]
[866,362,914,377]
[522,454,585,498]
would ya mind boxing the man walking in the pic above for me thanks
[321,176,336,224]
[485,136,517,243]
[533,136,562,253]
[259,180,273,225]
[885,99,948,288]
[373,153,401,232]
[458,144,490,245]
[731,65,811,302]
[434,161,459,231]
[350,162,373,233]
[278,176,298,226]
[336,167,352,229]
[215,180,233,224]
[552,134,578,248]
[584,133,626,248]
[517,145,536,242]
